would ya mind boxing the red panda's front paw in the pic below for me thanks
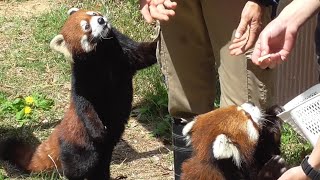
[257,155,288,180]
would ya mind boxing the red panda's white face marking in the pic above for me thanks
[182,120,196,146]
[246,119,259,141]
[213,134,242,167]
[50,8,111,59]
[241,102,262,123]
[183,102,264,167]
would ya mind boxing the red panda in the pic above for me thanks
[181,103,288,180]
[0,8,157,180]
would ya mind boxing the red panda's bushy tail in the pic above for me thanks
[0,138,36,172]
[0,131,61,173]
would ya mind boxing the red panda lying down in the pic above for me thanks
[0,8,157,180]
[181,103,288,180]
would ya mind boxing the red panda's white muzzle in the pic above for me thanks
[89,15,111,39]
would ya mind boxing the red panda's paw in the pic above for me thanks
[257,155,288,180]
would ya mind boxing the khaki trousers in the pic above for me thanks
[158,0,277,119]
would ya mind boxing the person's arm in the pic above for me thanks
[251,0,320,69]
[308,138,320,170]
[279,0,320,31]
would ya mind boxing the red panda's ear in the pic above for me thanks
[50,34,72,62]
[182,120,196,146]
[68,8,79,15]
[212,134,241,167]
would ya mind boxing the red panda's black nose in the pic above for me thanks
[98,17,105,25]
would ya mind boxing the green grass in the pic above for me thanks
[133,66,171,143]
[0,93,54,126]
[281,123,313,166]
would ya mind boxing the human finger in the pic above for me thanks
[267,61,277,69]
[229,36,247,53]
[259,31,270,56]
[163,0,177,9]
[259,57,271,69]
[269,53,282,62]
[232,36,247,43]
[151,0,166,5]
[229,40,246,51]
[140,2,153,23]
[229,43,246,55]
[156,4,175,16]
[259,53,282,69]
[229,28,250,55]
[244,24,260,52]
[235,18,249,39]
[149,5,169,21]
[251,38,262,64]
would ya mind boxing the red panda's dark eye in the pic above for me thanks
[85,24,91,30]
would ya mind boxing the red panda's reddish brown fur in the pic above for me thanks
[189,106,257,163]
[181,104,286,180]
[26,130,60,171]
[58,101,88,147]
[182,157,224,180]
[60,9,94,54]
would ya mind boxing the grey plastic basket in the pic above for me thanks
[277,84,320,147]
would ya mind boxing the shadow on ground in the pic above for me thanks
[0,121,60,177]
[113,138,171,164]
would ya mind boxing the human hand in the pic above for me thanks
[229,1,263,55]
[278,166,310,180]
[139,0,177,23]
[251,17,298,69]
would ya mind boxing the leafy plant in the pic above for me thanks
[281,123,313,165]
[0,93,54,126]
[153,115,172,142]
[0,171,8,180]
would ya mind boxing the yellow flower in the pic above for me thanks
[25,96,34,105]
[24,106,32,114]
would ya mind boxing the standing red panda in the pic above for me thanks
[181,103,288,180]
[0,8,157,180]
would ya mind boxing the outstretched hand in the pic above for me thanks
[229,1,263,56]
[140,0,177,23]
[251,18,297,69]
[249,0,320,69]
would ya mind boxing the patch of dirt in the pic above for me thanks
[0,0,54,58]
[111,118,173,180]
[0,0,53,18]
